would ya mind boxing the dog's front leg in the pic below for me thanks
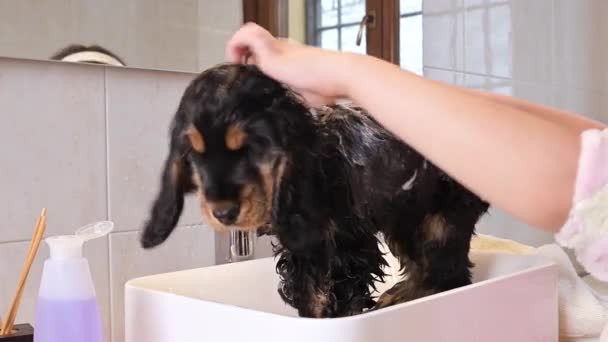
[271,158,385,317]
[274,213,338,318]
[270,160,341,317]
[274,217,382,318]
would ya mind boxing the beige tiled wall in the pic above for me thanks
[4,1,606,340]
[0,0,242,73]
[109,226,215,342]
[0,58,229,342]
[105,67,204,231]
[423,0,608,246]
[0,2,247,340]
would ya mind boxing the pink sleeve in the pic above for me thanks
[571,129,608,203]
[557,129,608,281]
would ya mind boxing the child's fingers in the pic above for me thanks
[226,46,250,64]
[225,23,275,64]
[299,90,338,107]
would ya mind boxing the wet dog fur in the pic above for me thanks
[140,64,489,318]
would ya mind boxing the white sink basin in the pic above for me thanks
[125,250,558,342]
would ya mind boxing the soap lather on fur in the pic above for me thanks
[140,64,489,317]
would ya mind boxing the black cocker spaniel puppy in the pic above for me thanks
[141,64,489,318]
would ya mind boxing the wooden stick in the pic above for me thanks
[1,208,47,336]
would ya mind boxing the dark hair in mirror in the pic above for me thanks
[50,44,125,66]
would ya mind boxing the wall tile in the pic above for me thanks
[0,58,107,241]
[464,0,512,78]
[105,67,204,232]
[254,235,276,259]
[423,67,465,85]
[0,237,111,341]
[214,232,230,265]
[512,82,553,107]
[427,68,552,107]
[551,86,608,124]
[511,0,552,84]
[423,0,465,71]
[463,73,513,95]
[0,43,21,61]
[553,0,608,92]
[109,226,215,342]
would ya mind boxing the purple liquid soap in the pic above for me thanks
[35,222,113,342]
[34,297,102,342]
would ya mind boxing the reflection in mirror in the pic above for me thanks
[288,0,423,74]
[0,0,243,72]
[50,45,126,66]
[1,0,422,73]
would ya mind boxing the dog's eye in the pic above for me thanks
[225,125,247,151]
[248,135,272,151]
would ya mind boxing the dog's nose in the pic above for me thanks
[212,204,240,224]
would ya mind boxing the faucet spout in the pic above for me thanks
[229,229,256,262]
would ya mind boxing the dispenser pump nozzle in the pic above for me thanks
[46,221,114,260]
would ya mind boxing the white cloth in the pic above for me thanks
[471,234,608,342]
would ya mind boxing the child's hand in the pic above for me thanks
[225,23,351,106]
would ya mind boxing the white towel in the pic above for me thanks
[471,234,608,342]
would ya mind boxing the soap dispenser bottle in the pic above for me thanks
[34,221,113,342]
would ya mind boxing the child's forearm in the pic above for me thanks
[465,88,605,131]
[338,54,586,231]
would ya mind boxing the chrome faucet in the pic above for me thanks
[228,229,256,262]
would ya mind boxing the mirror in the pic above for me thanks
[0,0,243,72]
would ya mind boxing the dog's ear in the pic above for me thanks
[141,112,195,248]
[273,156,330,257]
